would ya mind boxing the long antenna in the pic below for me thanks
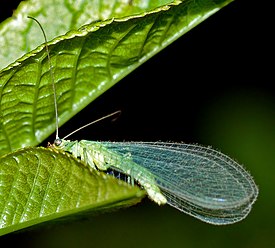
[28,16,59,140]
[28,16,121,143]
[62,110,121,140]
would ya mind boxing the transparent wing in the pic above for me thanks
[101,142,258,224]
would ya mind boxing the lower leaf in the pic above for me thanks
[0,147,145,236]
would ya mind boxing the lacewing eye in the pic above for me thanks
[54,138,62,146]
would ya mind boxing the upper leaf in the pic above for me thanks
[0,0,175,70]
[0,0,234,156]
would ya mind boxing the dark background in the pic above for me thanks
[1,0,274,247]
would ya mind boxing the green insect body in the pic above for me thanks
[29,16,258,225]
[52,139,258,225]
[53,138,167,205]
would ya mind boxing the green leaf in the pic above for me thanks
[0,147,145,236]
[0,0,235,235]
[0,0,234,155]
[0,0,175,71]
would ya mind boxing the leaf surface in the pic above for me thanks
[0,147,144,236]
[0,0,234,155]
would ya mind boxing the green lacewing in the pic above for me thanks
[29,16,258,225]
